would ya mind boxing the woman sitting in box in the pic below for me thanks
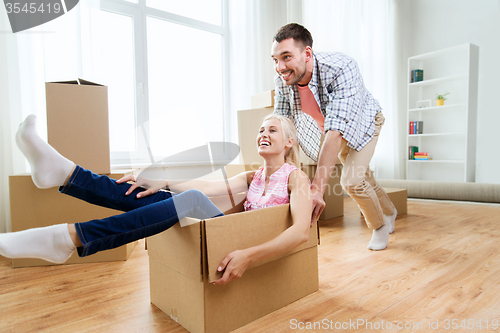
[0,114,312,285]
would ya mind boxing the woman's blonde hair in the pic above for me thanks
[262,114,300,168]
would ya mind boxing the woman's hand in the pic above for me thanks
[213,249,253,286]
[116,174,167,199]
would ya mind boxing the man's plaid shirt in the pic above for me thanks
[273,52,382,161]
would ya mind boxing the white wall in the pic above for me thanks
[400,0,500,183]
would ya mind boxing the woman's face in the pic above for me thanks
[256,118,291,157]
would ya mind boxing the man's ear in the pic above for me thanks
[304,46,313,61]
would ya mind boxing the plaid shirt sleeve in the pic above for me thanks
[273,75,291,116]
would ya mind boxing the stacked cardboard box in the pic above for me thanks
[148,198,319,333]
[8,79,136,267]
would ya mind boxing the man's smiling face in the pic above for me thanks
[271,38,310,86]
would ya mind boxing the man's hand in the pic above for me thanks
[116,175,167,199]
[311,184,325,224]
[213,249,253,286]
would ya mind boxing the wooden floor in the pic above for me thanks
[1,197,500,333]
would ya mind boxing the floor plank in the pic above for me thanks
[1,198,500,332]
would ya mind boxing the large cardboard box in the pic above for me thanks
[251,90,275,109]
[46,79,110,174]
[148,202,319,333]
[9,172,136,268]
[302,163,344,220]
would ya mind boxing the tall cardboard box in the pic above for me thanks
[9,172,136,267]
[148,203,319,333]
[46,79,110,174]
[237,107,274,165]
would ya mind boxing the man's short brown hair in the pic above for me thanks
[273,23,313,49]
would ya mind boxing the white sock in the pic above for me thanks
[16,115,74,189]
[367,224,389,251]
[385,208,397,234]
[0,224,76,264]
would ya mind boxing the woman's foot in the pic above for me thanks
[0,224,76,264]
[16,115,74,188]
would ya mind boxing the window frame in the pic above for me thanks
[100,0,230,168]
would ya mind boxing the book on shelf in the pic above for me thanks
[416,121,423,134]
[413,152,432,160]
[411,69,424,83]
[408,146,419,160]
[409,121,423,134]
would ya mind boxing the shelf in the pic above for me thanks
[408,44,470,61]
[408,132,465,138]
[409,74,467,87]
[408,103,466,112]
[406,44,478,182]
[408,160,465,164]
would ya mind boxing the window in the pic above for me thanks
[100,0,227,166]
[100,11,136,153]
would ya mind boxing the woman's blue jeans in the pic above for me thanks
[59,165,224,257]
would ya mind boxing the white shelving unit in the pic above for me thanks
[406,44,479,182]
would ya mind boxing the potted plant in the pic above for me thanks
[435,92,449,106]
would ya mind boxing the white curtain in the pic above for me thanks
[226,0,299,143]
[0,0,101,232]
[302,0,402,179]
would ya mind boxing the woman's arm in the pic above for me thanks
[213,169,312,285]
[117,171,255,199]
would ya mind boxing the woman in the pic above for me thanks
[0,114,312,285]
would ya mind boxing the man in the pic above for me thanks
[271,23,397,250]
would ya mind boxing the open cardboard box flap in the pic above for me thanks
[204,204,319,283]
[49,78,104,86]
